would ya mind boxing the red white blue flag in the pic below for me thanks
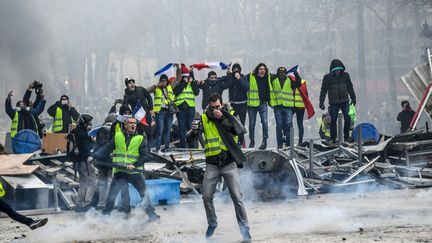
[154,63,176,81]
[192,62,230,70]
[132,102,148,126]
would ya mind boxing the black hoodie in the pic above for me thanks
[319,59,356,105]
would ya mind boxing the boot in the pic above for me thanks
[205,225,217,238]
[248,139,255,148]
[241,229,252,243]
[259,139,267,150]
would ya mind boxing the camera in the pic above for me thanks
[32,81,43,90]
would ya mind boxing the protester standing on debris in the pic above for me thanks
[47,95,80,133]
[225,63,249,147]
[122,76,154,146]
[174,64,200,148]
[91,116,160,220]
[397,100,415,133]
[246,63,276,149]
[23,81,46,136]
[197,71,230,111]
[71,114,97,212]
[319,59,356,144]
[186,93,251,242]
[153,74,175,152]
[5,90,43,138]
[0,182,48,230]
[271,67,294,149]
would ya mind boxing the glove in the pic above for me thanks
[351,99,356,106]
[319,102,325,110]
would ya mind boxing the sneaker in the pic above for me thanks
[205,225,217,238]
[29,218,48,230]
[147,211,160,221]
[241,229,252,243]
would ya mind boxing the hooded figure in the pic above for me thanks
[319,59,356,143]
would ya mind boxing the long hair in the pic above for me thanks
[253,63,269,76]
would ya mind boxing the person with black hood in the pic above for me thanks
[197,71,230,111]
[71,114,97,212]
[186,93,250,242]
[225,63,249,147]
[246,63,276,149]
[174,64,200,148]
[5,90,44,138]
[319,59,356,144]
[397,100,415,133]
[47,95,80,133]
[122,76,154,144]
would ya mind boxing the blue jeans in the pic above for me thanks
[177,106,195,148]
[274,106,293,147]
[155,109,173,150]
[329,102,351,141]
[248,102,268,141]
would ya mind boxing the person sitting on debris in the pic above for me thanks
[397,100,415,133]
[319,112,331,141]
[0,182,48,230]
[47,95,80,133]
[91,116,160,220]
[5,90,43,138]
[71,114,97,212]
[186,93,251,242]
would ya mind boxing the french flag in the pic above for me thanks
[132,102,149,126]
[154,63,176,81]
[192,62,230,71]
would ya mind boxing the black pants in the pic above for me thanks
[293,108,305,144]
[0,199,33,226]
[231,103,247,145]
[104,172,155,214]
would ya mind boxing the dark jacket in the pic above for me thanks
[319,59,356,105]
[23,89,46,116]
[198,76,230,110]
[47,102,80,133]
[5,98,41,136]
[92,130,149,168]
[72,125,94,161]
[397,110,415,133]
[225,73,249,103]
[123,86,153,112]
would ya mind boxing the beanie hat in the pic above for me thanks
[277,66,287,75]
[124,76,135,86]
[159,74,168,82]
[60,95,69,101]
[232,63,242,73]
[180,64,189,77]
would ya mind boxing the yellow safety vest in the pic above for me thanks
[293,80,306,108]
[10,111,38,138]
[272,77,294,107]
[247,73,276,107]
[202,110,237,157]
[52,107,75,133]
[115,123,121,134]
[0,183,5,198]
[175,82,195,107]
[154,85,175,113]
[112,132,144,174]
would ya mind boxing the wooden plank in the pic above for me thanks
[0,154,39,175]
[41,132,68,154]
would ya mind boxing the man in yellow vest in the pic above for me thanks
[5,90,41,138]
[91,116,160,220]
[186,93,251,242]
[246,63,276,149]
[173,64,199,148]
[0,183,48,229]
[153,74,176,152]
[47,95,80,133]
[271,67,295,149]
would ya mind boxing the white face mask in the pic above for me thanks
[15,107,21,112]
[25,107,30,111]
[61,100,69,105]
